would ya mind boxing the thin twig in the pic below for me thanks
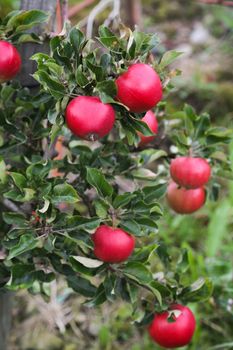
[3,199,24,214]
[104,0,121,26]
[86,0,114,38]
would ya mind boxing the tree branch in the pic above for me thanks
[68,0,96,18]
[86,0,116,38]
[3,199,24,214]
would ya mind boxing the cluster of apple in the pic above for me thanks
[65,63,200,348]
[65,63,160,143]
[167,157,211,214]
[0,39,201,348]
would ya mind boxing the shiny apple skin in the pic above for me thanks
[167,181,205,214]
[170,157,211,189]
[65,96,115,140]
[116,63,162,113]
[138,110,158,145]
[0,41,21,82]
[92,225,135,263]
[149,304,196,348]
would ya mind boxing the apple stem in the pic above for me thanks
[109,208,118,227]
[188,148,193,157]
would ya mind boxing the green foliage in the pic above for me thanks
[0,9,233,350]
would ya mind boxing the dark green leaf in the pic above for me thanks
[67,275,97,297]
[86,168,113,198]
[123,262,153,284]
[7,234,38,260]
[52,183,79,204]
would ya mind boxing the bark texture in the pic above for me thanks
[18,0,57,87]
[122,0,142,29]
[0,292,12,350]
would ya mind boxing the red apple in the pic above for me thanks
[65,96,115,140]
[116,63,162,113]
[167,181,205,214]
[149,304,196,348]
[138,110,158,145]
[92,225,135,263]
[170,157,211,189]
[0,41,21,82]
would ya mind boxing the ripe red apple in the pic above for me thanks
[149,304,196,348]
[65,96,115,140]
[116,63,162,113]
[170,157,211,189]
[0,41,21,82]
[138,110,158,145]
[167,181,205,214]
[92,225,135,263]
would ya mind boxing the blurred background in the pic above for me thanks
[1,0,233,349]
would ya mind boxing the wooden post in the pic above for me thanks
[0,2,65,349]
[0,292,12,350]
[122,0,142,29]
[18,0,58,87]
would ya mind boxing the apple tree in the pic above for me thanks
[0,5,233,349]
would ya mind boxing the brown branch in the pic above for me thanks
[198,0,233,6]
[56,0,63,33]
[68,0,96,19]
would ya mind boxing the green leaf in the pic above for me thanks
[93,199,109,219]
[26,162,51,179]
[132,168,157,180]
[86,168,113,198]
[4,188,35,202]
[9,172,27,189]
[98,26,120,51]
[0,157,7,183]
[33,71,66,98]
[180,277,213,302]
[67,275,97,297]
[66,216,101,231]
[120,219,141,236]
[7,234,38,260]
[139,149,167,165]
[38,197,50,213]
[130,244,158,263]
[206,127,233,139]
[96,80,117,102]
[9,264,35,289]
[129,116,155,136]
[52,183,79,204]
[86,59,104,81]
[85,283,107,306]
[159,50,183,69]
[113,192,136,209]
[7,10,49,32]
[134,217,158,231]
[123,262,153,284]
[75,66,89,87]
[70,256,103,276]
[142,183,167,203]
[69,27,85,52]
[177,249,190,273]
[2,212,27,226]
[184,104,196,121]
